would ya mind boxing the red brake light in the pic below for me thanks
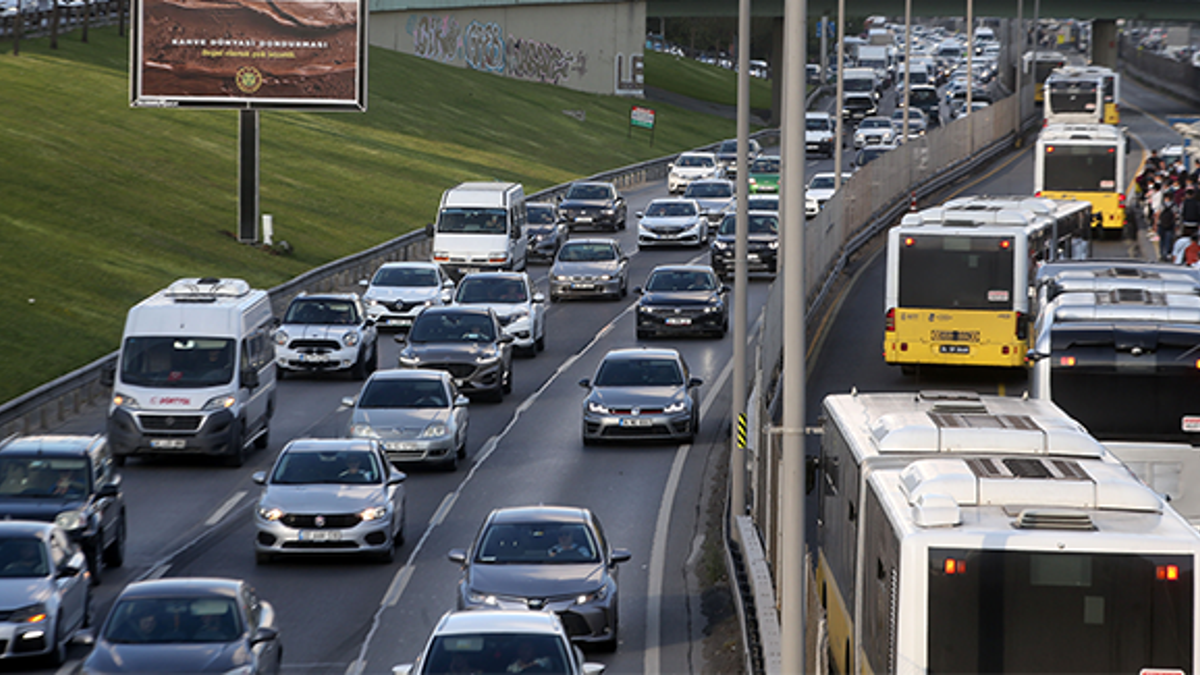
[943,558,966,575]
[1046,145,1055,153]
[1157,565,1180,581]
[999,239,1011,249]
[1035,190,1043,197]
[904,236,916,247]
[1119,193,1126,208]
[886,308,896,332]
[1060,356,1076,366]
[1107,147,1115,154]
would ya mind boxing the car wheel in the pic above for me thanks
[377,540,396,564]
[113,454,127,467]
[223,423,246,468]
[394,508,406,547]
[598,612,619,652]
[47,614,67,666]
[620,279,628,298]
[368,343,379,373]
[276,367,290,381]
[102,514,126,568]
[619,215,627,231]
[550,292,560,303]
[254,426,270,450]
[441,450,458,472]
[582,431,597,447]
[535,330,545,352]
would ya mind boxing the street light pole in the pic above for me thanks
[780,0,807,672]
[833,0,845,188]
[731,0,750,522]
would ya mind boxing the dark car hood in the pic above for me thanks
[84,640,249,673]
[405,343,497,362]
[527,224,558,235]
[467,562,606,597]
[641,290,721,306]
[559,198,614,210]
[0,497,83,522]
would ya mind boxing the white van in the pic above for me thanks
[430,182,528,280]
[103,278,276,467]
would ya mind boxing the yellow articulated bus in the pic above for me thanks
[1035,123,1128,237]
[815,390,1200,675]
[884,196,1092,371]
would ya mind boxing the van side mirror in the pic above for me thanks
[100,361,115,388]
[424,223,434,237]
[241,368,260,390]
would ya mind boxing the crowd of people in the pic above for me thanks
[1140,148,1200,264]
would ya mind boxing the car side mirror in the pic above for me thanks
[97,482,119,499]
[578,378,591,388]
[1025,349,1047,363]
[341,396,356,408]
[582,664,605,675]
[633,286,643,295]
[499,334,515,344]
[455,395,470,407]
[392,666,415,675]
[424,223,434,237]
[394,334,409,344]
[251,471,267,485]
[251,626,280,645]
[61,551,86,578]
[688,377,704,388]
[448,549,467,565]
[241,368,260,390]
[721,284,731,294]
[358,279,369,288]
[72,628,96,647]
[388,470,407,485]
[635,211,644,219]
[610,548,632,564]
[99,361,115,388]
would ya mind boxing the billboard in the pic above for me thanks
[131,0,367,110]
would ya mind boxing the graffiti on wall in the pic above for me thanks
[408,14,461,63]
[407,14,599,88]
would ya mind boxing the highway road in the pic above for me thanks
[15,70,1192,675]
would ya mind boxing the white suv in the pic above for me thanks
[358,261,454,330]
[805,112,836,158]
[275,293,379,379]
[667,152,722,194]
[452,272,547,354]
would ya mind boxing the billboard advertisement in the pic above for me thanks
[131,0,367,110]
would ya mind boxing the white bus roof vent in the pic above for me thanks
[165,278,252,303]
[1014,509,1096,530]
[1106,267,1161,279]
[1103,288,1162,305]
[918,390,986,414]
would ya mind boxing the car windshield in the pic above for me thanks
[809,176,837,190]
[372,267,439,288]
[285,299,360,325]
[558,243,617,262]
[0,457,88,499]
[456,278,527,304]
[422,633,571,675]
[806,117,831,131]
[119,337,236,388]
[718,214,778,236]
[594,357,684,387]
[103,597,243,644]
[358,378,448,409]
[746,198,778,211]
[0,538,49,578]
[646,270,716,292]
[750,158,780,173]
[526,205,556,225]
[861,118,890,129]
[644,201,697,217]
[910,88,939,104]
[474,522,600,564]
[437,208,508,235]
[409,313,497,343]
[270,449,383,484]
[892,110,922,122]
[718,140,738,154]
[675,155,713,168]
[685,183,732,199]
[565,184,612,201]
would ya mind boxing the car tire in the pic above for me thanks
[113,454,127,467]
[103,514,126,568]
[254,426,270,450]
[377,541,395,564]
[620,280,628,298]
[619,216,627,231]
[441,451,458,472]
[582,432,597,447]
[86,547,102,586]
[276,367,290,381]
[549,293,560,303]
[224,423,246,468]
[48,614,67,666]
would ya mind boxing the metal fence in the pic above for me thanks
[0,0,124,39]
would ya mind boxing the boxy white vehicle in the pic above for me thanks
[102,278,276,467]
[430,182,528,280]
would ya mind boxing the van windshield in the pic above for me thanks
[437,208,508,235]
[120,337,236,388]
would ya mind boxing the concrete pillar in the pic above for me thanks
[771,17,784,127]
[1092,19,1117,68]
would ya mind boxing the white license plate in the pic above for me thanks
[1183,416,1200,432]
[384,441,419,451]
[666,317,691,326]
[576,216,593,223]
[747,253,760,260]
[150,439,186,449]
[301,353,330,363]
[461,268,481,275]
[387,318,412,327]
[299,530,342,542]
[939,345,970,354]
[619,418,653,427]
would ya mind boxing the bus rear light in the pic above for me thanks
[999,239,1011,250]
[943,558,966,575]
[1060,356,1076,366]
[1118,193,1126,209]
[1046,145,1055,153]
[886,308,895,332]
[1157,564,1180,581]
[904,236,916,247]
[1034,191,1043,197]
[1002,346,1010,355]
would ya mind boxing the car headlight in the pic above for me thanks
[476,353,501,365]
[9,603,48,624]
[704,304,723,313]
[273,330,289,346]
[111,392,140,409]
[508,310,529,322]
[398,353,420,366]
[258,506,283,521]
[602,208,615,215]
[768,240,779,249]
[468,591,500,606]
[664,400,687,414]
[365,298,381,307]
[350,424,378,438]
[637,304,653,313]
[55,509,86,532]
[359,505,388,522]
[553,274,569,282]
[203,395,237,411]
[342,331,360,348]
[713,239,730,250]
[421,423,449,439]
[575,586,609,604]
[587,401,609,414]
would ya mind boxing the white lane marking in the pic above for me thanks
[145,563,171,580]
[644,355,734,675]
[205,490,247,526]
[56,660,81,675]
[686,533,707,568]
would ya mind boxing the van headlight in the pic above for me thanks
[342,331,360,347]
[112,393,140,409]
[273,330,289,346]
[203,395,237,410]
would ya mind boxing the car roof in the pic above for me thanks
[806,111,832,118]
[434,609,565,636]
[281,438,380,454]
[562,237,618,246]
[568,181,614,188]
[377,261,441,270]
[0,520,57,538]
[677,151,716,158]
[292,292,360,302]
[647,198,700,206]
[811,171,852,179]
[487,505,591,526]
[0,434,104,457]
[601,347,682,362]
[458,272,527,283]
[419,305,494,318]
[116,577,243,600]
[687,178,733,185]
[648,264,716,275]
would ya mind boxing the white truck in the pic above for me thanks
[856,45,892,88]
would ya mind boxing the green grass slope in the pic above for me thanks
[642,50,775,111]
[0,27,738,404]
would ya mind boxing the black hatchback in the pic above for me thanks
[0,434,126,584]
[634,265,729,339]
[709,211,780,279]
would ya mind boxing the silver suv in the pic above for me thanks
[274,293,379,380]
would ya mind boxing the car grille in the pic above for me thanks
[607,408,665,415]
[388,300,425,313]
[642,306,710,318]
[863,133,883,144]
[281,513,361,528]
[138,414,203,432]
[645,225,688,235]
[600,424,675,438]
[289,339,341,351]
[425,363,477,379]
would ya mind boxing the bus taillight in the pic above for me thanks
[1046,145,1055,153]
[1118,193,1126,209]
[999,239,1012,250]
[1060,356,1076,366]
[943,558,966,575]
[904,236,916,247]
[886,308,896,332]
[1157,564,1180,581]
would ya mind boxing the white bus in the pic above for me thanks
[1043,66,1106,125]
[816,390,1200,675]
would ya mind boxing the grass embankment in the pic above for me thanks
[643,50,775,111]
[0,28,750,403]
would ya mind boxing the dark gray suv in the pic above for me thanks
[397,307,514,402]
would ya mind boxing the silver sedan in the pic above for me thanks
[579,348,702,445]
[252,438,406,563]
[344,369,469,471]
[548,239,629,302]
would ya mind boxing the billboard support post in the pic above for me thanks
[238,109,260,244]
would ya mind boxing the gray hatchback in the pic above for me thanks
[579,348,703,445]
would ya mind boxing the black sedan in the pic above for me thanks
[82,577,282,674]
[634,265,729,339]
[526,202,567,262]
[557,182,627,232]
[397,306,514,402]
[709,211,779,279]
[447,505,631,651]
[0,434,125,584]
